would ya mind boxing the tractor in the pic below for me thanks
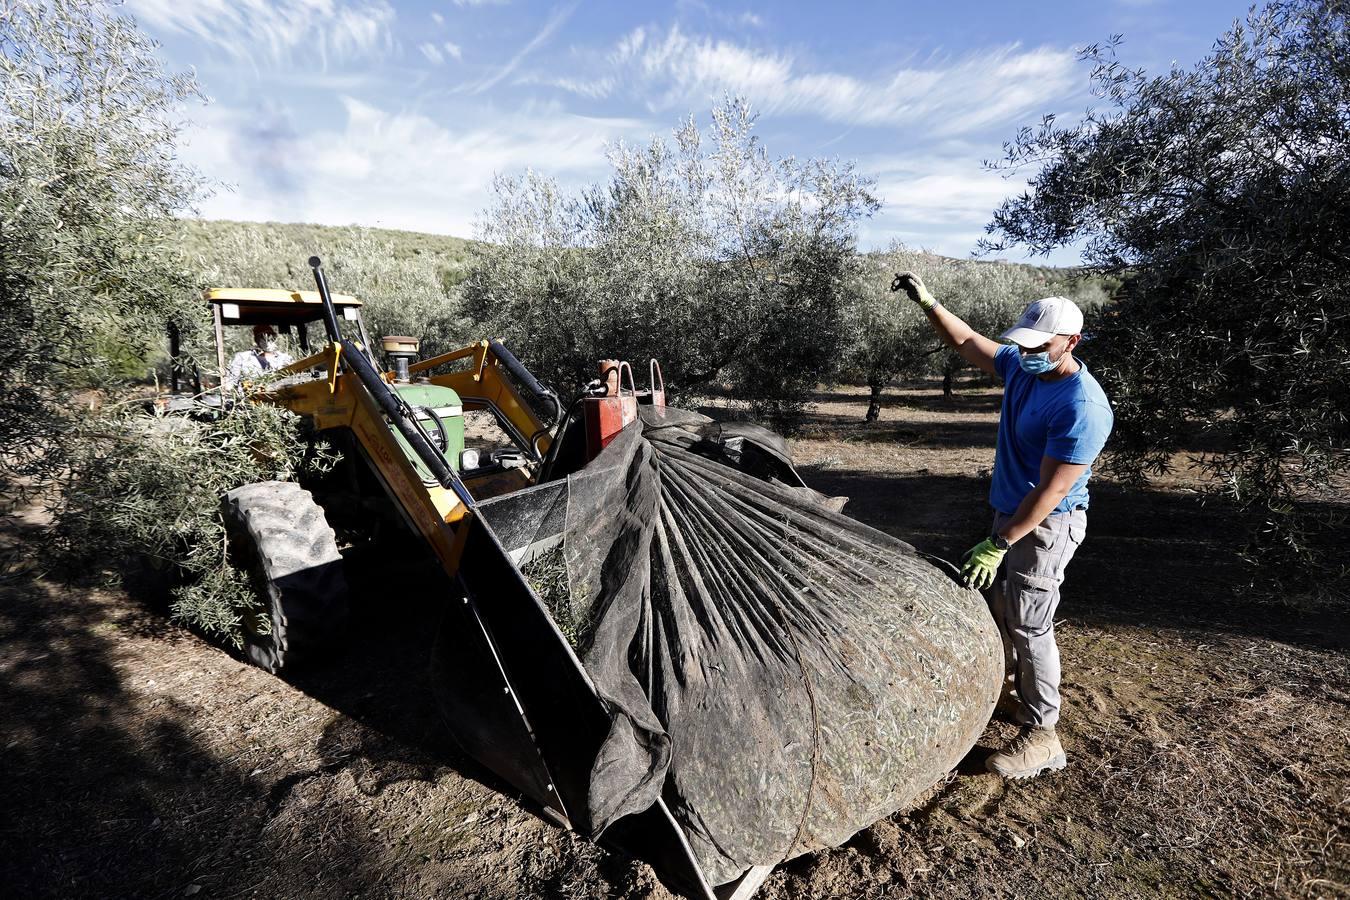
[196,279,566,670]
[181,257,1002,900]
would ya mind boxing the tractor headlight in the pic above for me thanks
[459,449,480,471]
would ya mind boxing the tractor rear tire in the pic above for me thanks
[223,481,350,673]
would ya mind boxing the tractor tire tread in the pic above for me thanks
[223,481,350,674]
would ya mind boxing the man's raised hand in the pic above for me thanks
[890,271,937,310]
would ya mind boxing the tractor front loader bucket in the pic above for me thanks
[432,490,719,900]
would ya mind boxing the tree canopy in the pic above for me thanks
[1,0,203,482]
[0,0,321,643]
[982,0,1350,567]
[464,97,879,429]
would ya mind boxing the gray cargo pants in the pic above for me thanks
[990,508,1087,728]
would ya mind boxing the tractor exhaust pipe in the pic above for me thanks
[307,255,473,508]
[382,335,421,383]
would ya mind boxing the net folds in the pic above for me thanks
[530,407,1000,885]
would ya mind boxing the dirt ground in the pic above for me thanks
[2,382,1347,899]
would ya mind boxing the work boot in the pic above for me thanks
[985,725,1066,780]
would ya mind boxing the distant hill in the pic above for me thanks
[181,218,1117,300]
[180,218,479,267]
[179,218,481,296]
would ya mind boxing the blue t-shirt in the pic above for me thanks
[990,345,1114,515]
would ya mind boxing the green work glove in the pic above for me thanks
[890,271,938,310]
[960,538,1007,590]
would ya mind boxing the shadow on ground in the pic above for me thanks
[798,419,1006,451]
[804,467,1350,655]
[0,566,392,900]
[0,528,644,899]
[801,383,1004,413]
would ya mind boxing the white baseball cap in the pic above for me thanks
[999,296,1084,347]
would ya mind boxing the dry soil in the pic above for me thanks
[2,383,1346,899]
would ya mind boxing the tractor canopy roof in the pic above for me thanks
[204,288,362,327]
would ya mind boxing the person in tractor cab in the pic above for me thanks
[224,324,294,390]
[892,272,1113,781]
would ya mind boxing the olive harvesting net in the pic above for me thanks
[485,405,1002,886]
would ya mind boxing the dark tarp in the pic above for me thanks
[485,405,1002,887]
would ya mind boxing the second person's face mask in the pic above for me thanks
[1019,347,1058,374]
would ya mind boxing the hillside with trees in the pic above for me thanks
[180,217,1116,423]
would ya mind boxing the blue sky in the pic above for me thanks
[127,0,1248,262]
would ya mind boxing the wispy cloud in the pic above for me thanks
[184,93,1043,257]
[462,3,576,94]
[452,0,510,6]
[551,25,1077,138]
[183,96,651,235]
[675,0,764,29]
[855,150,1040,256]
[125,0,396,68]
[160,6,1084,260]
[420,41,463,65]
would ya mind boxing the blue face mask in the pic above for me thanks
[1019,349,1057,374]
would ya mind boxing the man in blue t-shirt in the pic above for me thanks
[892,272,1113,781]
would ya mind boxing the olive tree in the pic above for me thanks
[0,0,203,485]
[465,97,878,431]
[55,403,337,646]
[0,1,340,645]
[981,0,1350,568]
[842,247,1052,420]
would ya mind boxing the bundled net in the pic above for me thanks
[491,406,1001,886]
